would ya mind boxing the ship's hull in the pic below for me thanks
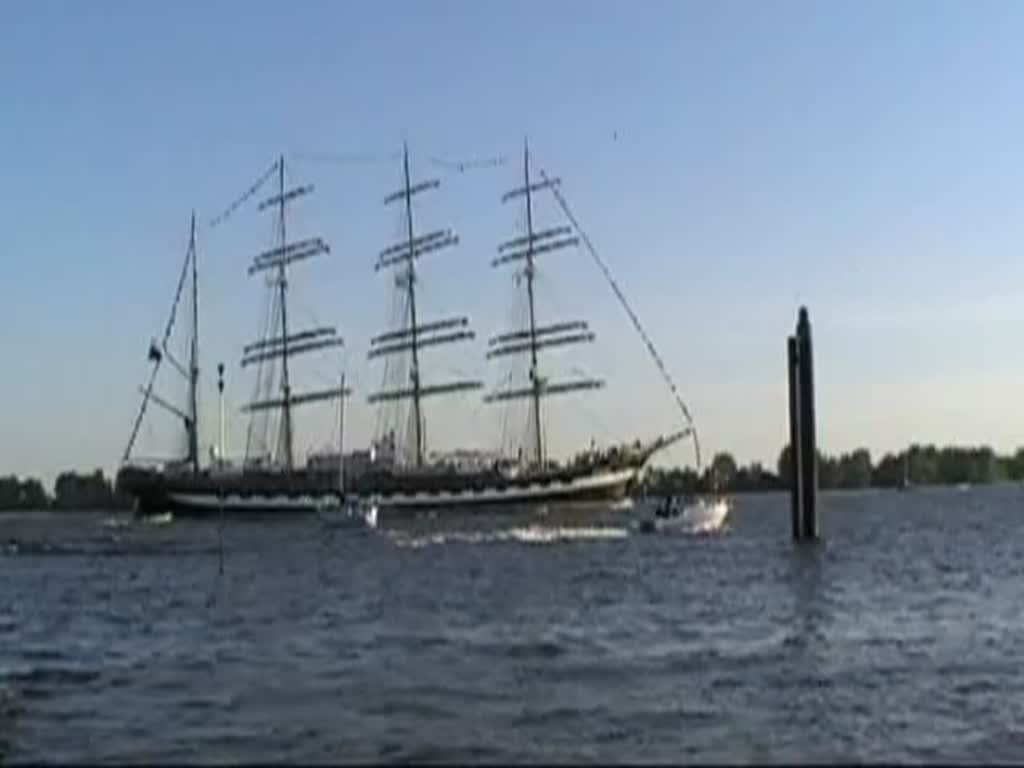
[116,463,639,519]
[366,465,636,513]
[116,466,337,518]
[115,430,690,521]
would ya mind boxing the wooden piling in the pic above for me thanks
[787,306,819,540]
[787,335,803,540]
[796,308,818,539]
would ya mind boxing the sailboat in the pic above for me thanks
[346,142,688,514]
[116,157,353,516]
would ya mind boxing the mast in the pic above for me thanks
[338,371,346,496]
[275,156,294,470]
[522,141,543,465]
[217,362,225,468]
[242,157,347,470]
[122,212,203,467]
[402,145,424,466]
[188,210,200,475]
[369,144,482,468]
[486,140,603,468]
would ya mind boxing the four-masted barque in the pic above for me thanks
[116,145,690,518]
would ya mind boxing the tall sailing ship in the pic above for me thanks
[116,146,689,518]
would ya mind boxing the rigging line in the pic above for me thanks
[244,274,273,462]
[122,230,195,461]
[428,154,508,173]
[374,275,408,444]
[207,159,280,229]
[496,284,527,458]
[537,167,703,472]
[246,267,281,465]
[290,150,403,167]
[123,363,161,462]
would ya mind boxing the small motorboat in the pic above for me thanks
[316,495,379,530]
[636,495,730,534]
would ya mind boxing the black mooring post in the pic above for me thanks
[787,335,803,540]
[796,307,818,539]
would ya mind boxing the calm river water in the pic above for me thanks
[4,486,1024,763]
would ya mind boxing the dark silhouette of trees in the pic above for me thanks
[0,476,49,510]
[0,470,130,511]
[639,442,1024,495]
[53,470,130,510]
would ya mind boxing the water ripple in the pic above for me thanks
[4,489,1024,762]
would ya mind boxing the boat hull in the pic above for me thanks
[116,463,639,519]
[366,466,637,514]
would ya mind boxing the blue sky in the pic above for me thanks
[4,0,1024,488]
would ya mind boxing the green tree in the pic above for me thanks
[0,475,50,510]
[1006,447,1024,481]
[53,470,119,510]
[836,448,872,488]
[708,452,738,490]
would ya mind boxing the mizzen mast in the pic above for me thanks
[241,156,345,471]
[485,140,602,468]
[368,143,482,467]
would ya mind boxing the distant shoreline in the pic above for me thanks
[0,481,1016,517]
[639,442,1024,495]
[0,470,131,513]
[3,442,1021,512]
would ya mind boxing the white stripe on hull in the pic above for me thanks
[367,467,638,510]
[164,467,638,515]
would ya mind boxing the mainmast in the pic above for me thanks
[188,210,200,474]
[241,156,348,471]
[402,147,424,465]
[522,144,542,465]
[486,140,603,468]
[369,143,482,468]
[275,158,294,470]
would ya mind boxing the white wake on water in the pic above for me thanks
[638,497,732,535]
[388,499,731,549]
[390,525,631,549]
[682,498,731,533]
[145,512,174,526]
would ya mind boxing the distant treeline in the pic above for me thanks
[0,470,132,511]
[638,444,1024,495]
[6,444,1024,509]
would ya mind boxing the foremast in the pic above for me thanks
[368,143,482,468]
[240,156,348,471]
[485,140,602,469]
[122,211,201,474]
